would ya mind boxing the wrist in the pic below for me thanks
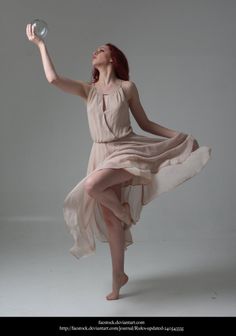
[172,131,182,137]
[37,40,45,49]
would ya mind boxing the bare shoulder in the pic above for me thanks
[122,80,137,102]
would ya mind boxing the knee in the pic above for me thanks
[84,177,99,197]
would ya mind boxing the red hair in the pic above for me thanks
[89,43,130,84]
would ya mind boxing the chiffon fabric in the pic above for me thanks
[63,79,212,259]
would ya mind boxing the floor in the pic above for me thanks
[1,221,236,317]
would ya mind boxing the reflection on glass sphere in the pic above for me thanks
[31,19,48,39]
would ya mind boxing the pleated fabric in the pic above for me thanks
[63,80,212,259]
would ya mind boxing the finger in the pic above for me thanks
[30,23,33,35]
[32,25,37,38]
[26,24,30,37]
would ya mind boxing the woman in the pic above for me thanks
[26,24,212,300]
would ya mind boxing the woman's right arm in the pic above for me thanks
[26,23,90,99]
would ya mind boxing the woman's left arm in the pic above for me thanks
[128,81,182,138]
[142,120,181,138]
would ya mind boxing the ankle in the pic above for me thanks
[113,271,125,277]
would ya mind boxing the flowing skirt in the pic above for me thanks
[63,132,212,259]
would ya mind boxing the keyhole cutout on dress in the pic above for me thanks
[102,94,109,113]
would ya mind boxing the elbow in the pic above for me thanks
[141,120,151,131]
[48,75,59,84]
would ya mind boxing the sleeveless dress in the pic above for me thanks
[63,79,212,259]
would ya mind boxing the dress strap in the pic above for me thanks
[87,84,96,101]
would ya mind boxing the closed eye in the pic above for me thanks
[93,48,105,56]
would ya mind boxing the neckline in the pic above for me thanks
[93,79,122,95]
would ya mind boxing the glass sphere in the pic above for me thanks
[31,19,48,39]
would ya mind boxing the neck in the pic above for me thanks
[96,65,117,85]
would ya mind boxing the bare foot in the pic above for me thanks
[106,273,129,300]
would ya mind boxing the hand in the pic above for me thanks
[192,138,199,152]
[26,23,44,47]
[173,132,199,151]
[184,133,200,151]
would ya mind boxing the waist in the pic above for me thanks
[94,139,121,143]
[94,131,134,143]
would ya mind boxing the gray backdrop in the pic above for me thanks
[0,0,235,316]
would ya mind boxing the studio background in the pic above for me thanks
[0,0,235,316]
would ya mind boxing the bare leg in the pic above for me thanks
[100,184,129,300]
[84,168,133,225]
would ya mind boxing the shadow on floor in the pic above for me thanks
[119,263,236,304]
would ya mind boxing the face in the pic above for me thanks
[92,45,112,65]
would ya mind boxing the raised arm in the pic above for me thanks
[26,23,90,100]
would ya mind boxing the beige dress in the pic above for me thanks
[63,79,212,259]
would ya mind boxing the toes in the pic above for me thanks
[106,292,119,300]
[106,274,129,300]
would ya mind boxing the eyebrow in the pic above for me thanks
[94,46,107,53]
